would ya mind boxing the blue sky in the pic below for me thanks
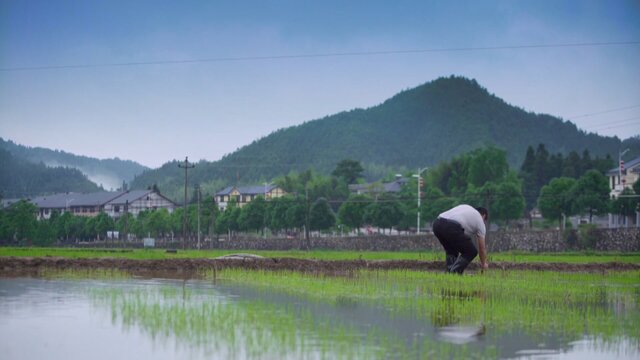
[1,0,639,168]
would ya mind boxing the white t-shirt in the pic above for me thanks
[438,204,486,238]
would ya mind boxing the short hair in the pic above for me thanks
[475,207,489,220]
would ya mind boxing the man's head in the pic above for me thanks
[475,207,489,221]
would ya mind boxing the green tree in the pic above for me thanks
[146,209,171,238]
[6,200,38,245]
[309,198,335,231]
[268,196,291,233]
[285,196,306,231]
[364,193,403,233]
[332,159,364,184]
[94,212,115,241]
[337,194,372,231]
[538,177,577,226]
[572,169,610,222]
[611,188,637,220]
[493,179,526,223]
[468,146,509,187]
[238,196,267,233]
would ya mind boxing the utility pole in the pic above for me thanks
[123,200,129,247]
[178,157,195,250]
[196,184,201,249]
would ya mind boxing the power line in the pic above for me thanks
[585,116,640,131]
[568,104,640,120]
[1,41,639,72]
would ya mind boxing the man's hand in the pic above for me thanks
[481,262,489,270]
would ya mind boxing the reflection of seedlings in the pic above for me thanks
[335,295,358,308]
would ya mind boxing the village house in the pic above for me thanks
[103,190,176,218]
[607,156,640,198]
[30,190,176,220]
[215,184,286,211]
[348,176,409,195]
[607,156,640,228]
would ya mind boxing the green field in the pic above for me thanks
[1,247,639,264]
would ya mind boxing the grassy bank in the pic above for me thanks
[1,247,639,263]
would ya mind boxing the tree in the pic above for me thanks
[468,146,509,187]
[337,194,371,231]
[364,193,402,233]
[6,200,38,245]
[285,196,306,231]
[572,169,610,222]
[611,188,637,221]
[332,159,364,184]
[267,196,290,233]
[238,196,267,233]
[492,180,526,223]
[537,177,577,226]
[94,212,115,241]
[146,209,171,238]
[309,198,335,231]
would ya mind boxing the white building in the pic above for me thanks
[607,156,640,198]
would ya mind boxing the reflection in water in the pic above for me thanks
[0,271,639,360]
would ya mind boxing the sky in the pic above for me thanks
[1,0,639,168]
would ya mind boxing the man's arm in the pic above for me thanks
[478,235,488,269]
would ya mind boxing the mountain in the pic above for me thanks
[131,76,638,200]
[0,147,100,198]
[0,138,149,190]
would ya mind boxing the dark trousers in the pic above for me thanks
[432,218,478,263]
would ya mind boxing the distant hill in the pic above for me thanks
[130,76,638,200]
[0,147,100,198]
[0,138,149,190]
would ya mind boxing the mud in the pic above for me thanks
[1,256,638,278]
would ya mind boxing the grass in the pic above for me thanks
[1,246,639,263]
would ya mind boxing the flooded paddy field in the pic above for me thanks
[1,267,638,359]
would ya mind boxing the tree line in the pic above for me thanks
[1,145,637,245]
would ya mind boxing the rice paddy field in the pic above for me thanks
[1,247,639,263]
[1,248,639,359]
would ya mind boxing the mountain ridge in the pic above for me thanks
[130,76,637,200]
[0,138,149,191]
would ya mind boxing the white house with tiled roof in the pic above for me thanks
[215,184,286,211]
[104,190,176,218]
[607,156,640,198]
[29,190,176,220]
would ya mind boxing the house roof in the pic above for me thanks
[31,191,126,208]
[348,178,409,193]
[607,156,640,175]
[105,190,177,206]
[216,184,279,196]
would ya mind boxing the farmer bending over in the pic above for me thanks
[432,205,489,274]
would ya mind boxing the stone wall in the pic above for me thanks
[210,228,639,252]
[71,228,640,252]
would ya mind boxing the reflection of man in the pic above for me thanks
[432,205,489,274]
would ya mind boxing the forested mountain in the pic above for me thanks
[131,76,637,200]
[0,138,148,190]
[0,148,100,198]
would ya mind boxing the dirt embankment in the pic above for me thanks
[1,256,638,278]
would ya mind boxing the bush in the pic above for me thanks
[577,224,598,250]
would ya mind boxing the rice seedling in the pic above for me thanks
[84,268,639,359]
[1,246,639,264]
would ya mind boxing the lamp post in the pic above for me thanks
[412,167,428,234]
[263,182,273,238]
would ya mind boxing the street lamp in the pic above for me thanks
[412,167,428,234]
[263,182,273,238]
